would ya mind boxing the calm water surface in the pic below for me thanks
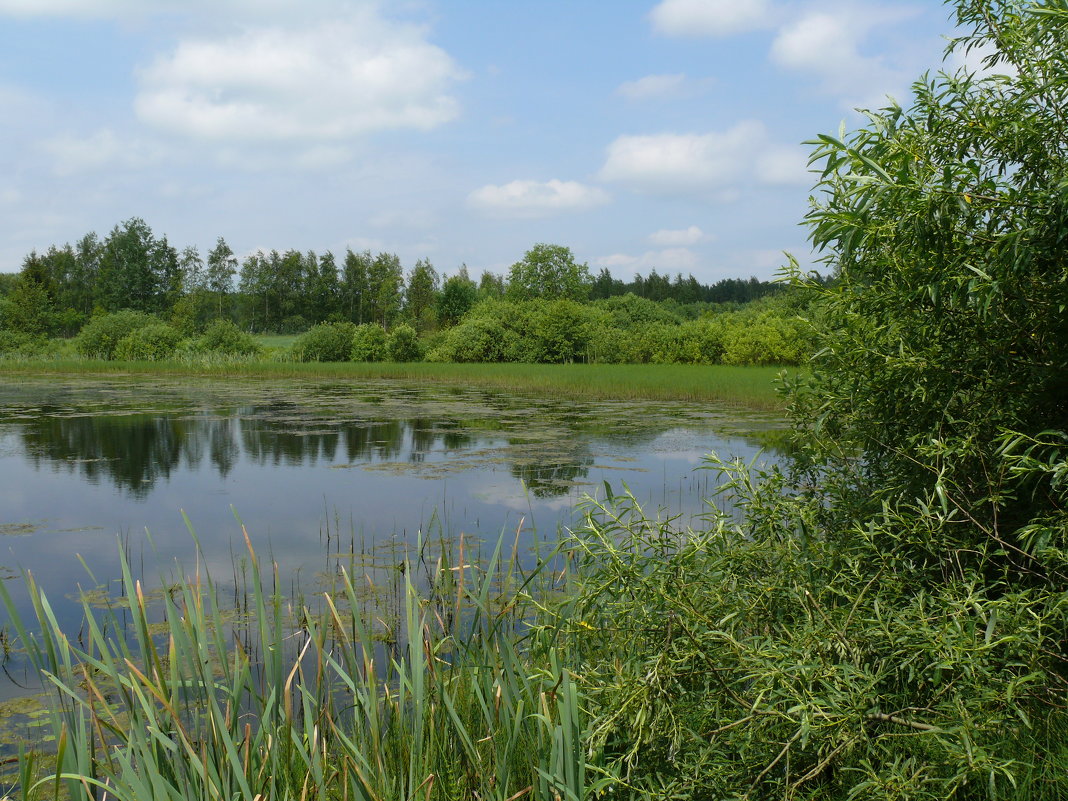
[0,375,785,696]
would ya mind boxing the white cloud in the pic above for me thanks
[595,248,698,272]
[0,0,131,15]
[616,73,710,101]
[770,8,914,107]
[467,179,610,218]
[600,122,762,194]
[600,121,800,196]
[40,129,164,175]
[754,145,810,186]
[648,225,706,246]
[292,146,352,170]
[135,14,463,141]
[650,0,775,38]
[946,40,1019,79]
[0,0,355,19]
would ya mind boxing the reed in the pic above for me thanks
[0,524,611,801]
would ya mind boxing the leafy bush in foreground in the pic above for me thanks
[552,3,1068,797]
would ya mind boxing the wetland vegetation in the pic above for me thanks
[3,2,1068,799]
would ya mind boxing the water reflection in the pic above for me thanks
[6,398,602,500]
[0,376,789,702]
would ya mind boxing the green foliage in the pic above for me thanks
[427,316,513,362]
[74,310,158,359]
[549,3,1068,798]
[2,534,607,801]
[293,321,357,362]
[523,300,598,363]
[405,258,440,331]
[0,330,54,357]
[438,269,479,327]
[95,218,179,314]
[385,323,423,362]
[205,236,237,317]
[594,292,681,328]
[0,276,55,336]
[720,311,811,366]
[507,243,592,301]
[114,322,183,360]
[199,319,261,356]
[351,322,388,362]
[278,314,309,334]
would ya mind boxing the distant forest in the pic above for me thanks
[0,217,783,336]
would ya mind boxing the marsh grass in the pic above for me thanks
[0,521,611,801]
[0,360,786,407]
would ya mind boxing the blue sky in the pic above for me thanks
[0,1,977,283]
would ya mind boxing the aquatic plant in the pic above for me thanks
[0,528,610,801]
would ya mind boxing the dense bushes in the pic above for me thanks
[198,319,260,356]
[423,294,813,366]
[74,310,158,359]
[385,323,422,362]
[66,312,262,360]
[350,323,388,362]
[556,5,1068,797]
[293,322,356,362]
[114,322,183,360]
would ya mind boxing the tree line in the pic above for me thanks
[0,224,784,339]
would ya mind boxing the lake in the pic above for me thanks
[0,375,785,698]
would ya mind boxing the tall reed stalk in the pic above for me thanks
[0,525,611,801]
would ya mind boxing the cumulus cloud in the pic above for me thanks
[0,0,132,15]
[600,120,801,196]
[600,122,762,194]
[616,73,711,101]
[0,0,354,19]
[754,145,810,186]
[649,0,775,37]
[467,179,610,218]
[135,13,464,141]
[648,225,706,246]
[770,8,915,107]
[594,248,698,272]
[40,129,164,175]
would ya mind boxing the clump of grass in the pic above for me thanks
[0,526,611,801]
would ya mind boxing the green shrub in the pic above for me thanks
[584,322,628,364]
[350,323,388,362]
[0,278,56,337]
[523,300,595,363]
[721,313,810,366]
[199,319,261,356]
[594,293,680,327]
[293,322,357,362]
[623,322,681,364]
[114,323,183,360]
[682,318,727,364]
[427,318,513,362]
[0,330,53,357]
[385,324,422,362]
[75,310,157,359]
